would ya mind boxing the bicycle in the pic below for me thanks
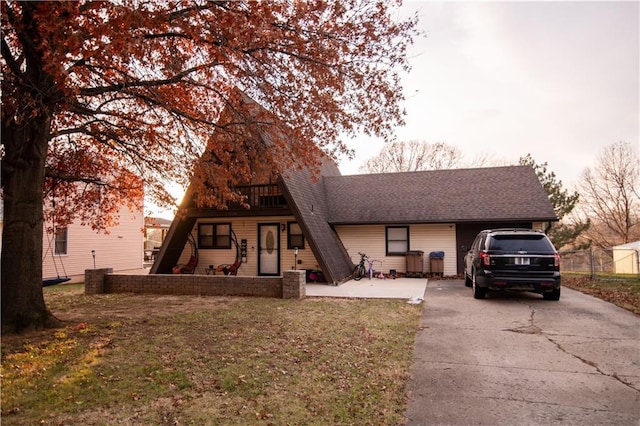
[366,257,383,279]
[352,252,368,281]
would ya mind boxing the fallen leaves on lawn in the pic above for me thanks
[563,276,640,315]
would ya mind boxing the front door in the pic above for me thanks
[258,223,280,276]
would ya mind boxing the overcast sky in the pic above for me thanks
[337,1,639,189]
[151,1,638,218]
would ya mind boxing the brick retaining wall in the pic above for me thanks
[85,268,112,294]
[85,269,306,299]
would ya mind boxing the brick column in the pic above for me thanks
[282,270,306,299]
[85,268,113,295]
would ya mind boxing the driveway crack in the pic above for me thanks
[471,394,616,413]
[544,334,640,393]
[503,305,639,393]
[503,305,541,335]
[530,307,639,393]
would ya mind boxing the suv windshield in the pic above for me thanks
[488,234,554,252]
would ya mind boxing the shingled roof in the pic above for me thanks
[323,166,557,224]
[280,160,355,284]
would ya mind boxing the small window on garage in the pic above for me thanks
[287,222,305,249]
[386,226,409,256]
[198,223,231,249]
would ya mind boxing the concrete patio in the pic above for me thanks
[306,277,428,300]
[100,268,429,300]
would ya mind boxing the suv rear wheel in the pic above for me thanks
[472,271,487,299]
[543,287,561,301]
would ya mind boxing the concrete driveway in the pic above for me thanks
[405,280,640,425]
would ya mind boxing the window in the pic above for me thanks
[198,223,231,249]
[489,234,554,252]
[287,222,305,249]
[386,226,409,255]
[54,227,68,255]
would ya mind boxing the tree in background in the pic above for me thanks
[518,154,589,250]
[1,1,418,332]
[578,142,640,248]
[359,140,463,173]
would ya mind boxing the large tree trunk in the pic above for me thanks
[1,112,56,333]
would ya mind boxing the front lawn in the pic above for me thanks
[1,286,422,425]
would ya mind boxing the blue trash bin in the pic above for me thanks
[429,251,444,276]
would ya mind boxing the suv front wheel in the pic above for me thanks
[472,271,487,299]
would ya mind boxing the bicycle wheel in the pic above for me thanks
[353,264,366,281]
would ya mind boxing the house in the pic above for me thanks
[151,163,557,283]
[144,216,172,262]
[42,204,145,283]
[0,200,144,284]
[612,241,640,274]
[151,92,557,283]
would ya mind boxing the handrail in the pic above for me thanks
[231,184,287,208]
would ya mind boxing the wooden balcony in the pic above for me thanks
[235,184,287,209]
[184,183,290,218]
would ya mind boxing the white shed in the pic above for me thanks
[612,241,640,274]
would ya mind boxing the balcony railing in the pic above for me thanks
[233,184,287,209]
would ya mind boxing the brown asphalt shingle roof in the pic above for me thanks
[280,159,355,284]
[281,164,556,283]
[323,166,557,224]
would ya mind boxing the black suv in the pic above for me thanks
[464,229,561,300]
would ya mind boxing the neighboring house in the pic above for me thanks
[144,216,172,262]
[42,204,144,283]
[612,241,640,274]
[152,163,557,283]
[151,91,557,283]
[1,202,144,284]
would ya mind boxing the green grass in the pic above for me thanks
[42,283,84,294]
[1,287,422,425]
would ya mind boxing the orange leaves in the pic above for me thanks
[44,139,144,232]
[3,0,418,228]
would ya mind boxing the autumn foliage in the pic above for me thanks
[3,0,417,225]
[1,0,418,331]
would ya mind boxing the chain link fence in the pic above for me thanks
[560,247,640,276]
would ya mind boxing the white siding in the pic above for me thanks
[613,248,639,274]
[42,205,144,282]
[335,223,457,276]
[177,216,321,277]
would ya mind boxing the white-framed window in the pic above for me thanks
[54,227,68,255]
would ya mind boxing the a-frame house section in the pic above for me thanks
[150,90,354,284]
